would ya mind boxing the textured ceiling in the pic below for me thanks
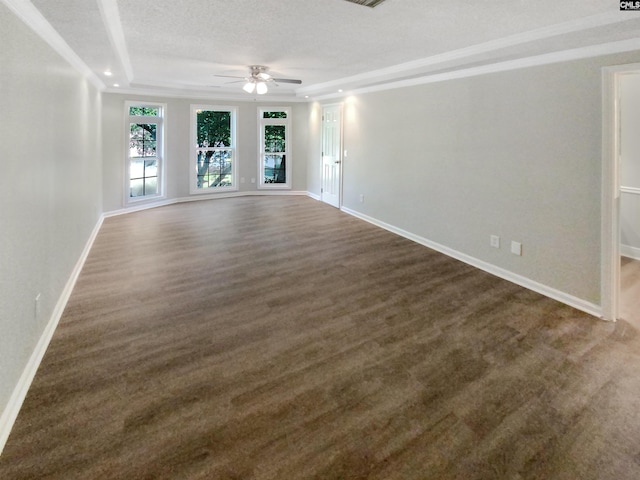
[15,0,640,100]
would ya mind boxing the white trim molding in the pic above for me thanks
[105,190,311,217]
[313,38,640,101]
[97,0,134,83]
[621,245,640,261]
[0,215,104,456]
[297,12,631,98]
[601,63,640,321]
[341,206,602,319]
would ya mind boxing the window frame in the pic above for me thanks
[258,107,292,190]
[190,105,238,195]
[124,101,166,205]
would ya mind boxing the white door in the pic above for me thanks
[321,104,342,208]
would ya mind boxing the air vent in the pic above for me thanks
[343,0,388,7]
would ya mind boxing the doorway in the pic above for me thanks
[321,104,343,208]
[619,72,640,326]
[602,64,640,322]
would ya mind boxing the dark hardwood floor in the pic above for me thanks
[2,196,640,479]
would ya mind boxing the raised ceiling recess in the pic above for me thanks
[343,0,388,7]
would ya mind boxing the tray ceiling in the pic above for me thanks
[8,0,640,100]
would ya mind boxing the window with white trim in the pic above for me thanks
[191,105,238,193]
[126,102,165,202]
[259,107,291,189]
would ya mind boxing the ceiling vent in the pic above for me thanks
[343,0,388,7]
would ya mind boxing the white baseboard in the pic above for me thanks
[0,215,104,456]
[307,192,321,201]
[104,191,311,217]
[621,244,640,261]
[341,206,602,319]
[104,198,178,217]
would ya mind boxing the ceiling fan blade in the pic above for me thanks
[272,78,302,84]
[213,74,245,79]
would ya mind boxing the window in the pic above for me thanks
[191,105,237,194]
[259,108,291,189]
[126,103,165,203]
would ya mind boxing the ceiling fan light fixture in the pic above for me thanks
[256,81,268,95]
[243,81,256,93]
[343,0,387,7]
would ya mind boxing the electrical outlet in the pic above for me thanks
[359,194,364,203]
[511,241,522,256]
[251,178,256,184]
[490,235,500,248]
[241,177,245,184]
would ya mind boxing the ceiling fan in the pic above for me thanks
[215,65,302,94]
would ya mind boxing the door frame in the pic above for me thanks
[320,103,344,208]
[601,63,640,321]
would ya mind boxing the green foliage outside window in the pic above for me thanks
[196,110,234,189]
[129,106,159,116]
[197,111,231,147]
[264,125,286,153]
[263,111,287,119]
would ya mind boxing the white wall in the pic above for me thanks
[0,3,102,428]
[620,73,640,259]
[102,94,309,212]
[309,52,640,307]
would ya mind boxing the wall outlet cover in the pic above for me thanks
[511,241,522,256]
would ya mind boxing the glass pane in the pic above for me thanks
[130,178,144,197]
[264,125,286,153]
[196,110,231,147]
[129,106,158,116]
[130,159,144,180]
[264,154,286,184]
[129,123,157,157]
[196,149,233,189]
[263,111,287,119]
[130,159,158,197]
[144,159,157,177]
[144,177,158,196]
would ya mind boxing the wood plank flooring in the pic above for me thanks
[621,256,640,328]
[2,196,640,479]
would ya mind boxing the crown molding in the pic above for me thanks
[97,0,134,82]
[311,37,640,101]
[104,84,308,103]
[297,11,640,97]
[1,0,105,90]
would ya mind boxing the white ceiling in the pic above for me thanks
[11,0,640,100]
